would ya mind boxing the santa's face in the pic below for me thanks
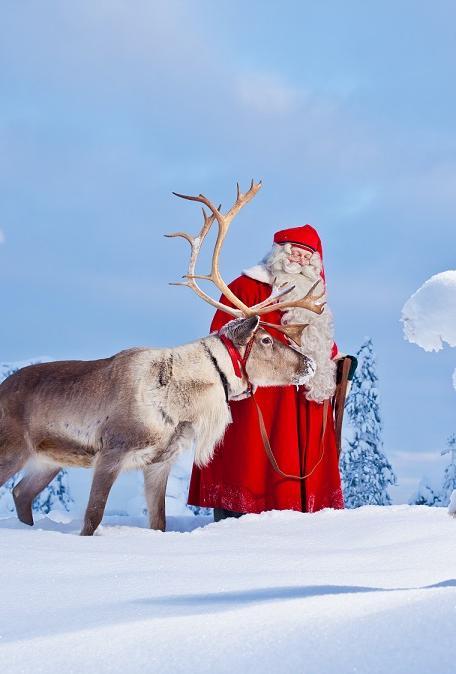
[264,242,322,279]
[287,246,312,266]
[282,246,313,274]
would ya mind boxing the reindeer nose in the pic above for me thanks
[295,356,316,385]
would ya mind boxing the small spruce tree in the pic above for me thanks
[409,477,439,506]
[0,476,17,515]
[438,433,456,507]
[340,338,397,507]
[33,469,73,514]
[0,470,73,516]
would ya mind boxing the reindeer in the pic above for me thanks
[0,181,324,535]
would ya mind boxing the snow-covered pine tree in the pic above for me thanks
[33,469,74,514]
[0,476,16,515]
[408,477,439,506]
[438,433,456,507]
[0,470,73,516]
[340,338,397,508]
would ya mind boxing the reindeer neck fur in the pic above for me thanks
[186,335,249,466]
[145,336,249,467]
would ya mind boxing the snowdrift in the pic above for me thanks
[1,506,455,674]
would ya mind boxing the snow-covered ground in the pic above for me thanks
[1,506,455,674]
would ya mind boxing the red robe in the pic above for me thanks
[187,273,344,513]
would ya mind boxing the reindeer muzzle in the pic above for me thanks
[292,356,316,386]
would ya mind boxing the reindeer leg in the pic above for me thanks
[143,462,172,532]
[81,455,122,536]
[0,427,31,496]
[0,453,27,487]
[13,464,61,526]
[144,422,194,532]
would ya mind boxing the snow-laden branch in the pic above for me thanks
[401,271,456,518]
[401,270,456,352]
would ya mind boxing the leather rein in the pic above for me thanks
[218,331,328,481]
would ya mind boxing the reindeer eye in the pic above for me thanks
[261,336,273,346]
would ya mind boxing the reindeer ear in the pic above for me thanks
[222,316,260,346]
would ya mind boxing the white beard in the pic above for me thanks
[264,248,336,403]
[282,259,303,274]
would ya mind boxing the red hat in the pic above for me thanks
[273,225,323,258]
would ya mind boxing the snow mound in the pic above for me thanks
[1,506,456,674]
[401,270,456,352]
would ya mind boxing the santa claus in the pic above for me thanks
[188,224,344,518]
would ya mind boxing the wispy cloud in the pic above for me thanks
[236,72,301,115]
[387,160,456,215]
[390,450,447,464]
[0,229,5,244]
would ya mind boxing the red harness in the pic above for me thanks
[218,334,244,378]
[218,332,256,390]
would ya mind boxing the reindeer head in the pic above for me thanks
[220,315,316,388]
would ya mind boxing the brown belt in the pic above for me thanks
[252,391,329,480]
[332,356,353,457]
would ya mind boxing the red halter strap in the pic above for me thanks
[218,333,256,381]
[218,334,244,378]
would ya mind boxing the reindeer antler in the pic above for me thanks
[169,180,262,316]
[259,321,309,347]
[167,181,263,317]
[166,181,325,345]
[165,204,242,319]
[255,280,326,316]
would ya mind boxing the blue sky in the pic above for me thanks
[1,1,455,501]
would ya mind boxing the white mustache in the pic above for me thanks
[282,260,303,274]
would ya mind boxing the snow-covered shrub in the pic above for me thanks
[0,477,16,516]
[401,270,456,389]
[402,271,456,516]
[340,338,396,507]
[410,433,456,509]
[438,433,456,507]
[33,470,74,514]
[0,470,74,516]
[409,477,439,506]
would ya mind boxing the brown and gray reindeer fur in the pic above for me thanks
[0,316,314,535]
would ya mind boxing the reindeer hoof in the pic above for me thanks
[80,520,97,536]
[80,526,96,536]
[13,491,34,526]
